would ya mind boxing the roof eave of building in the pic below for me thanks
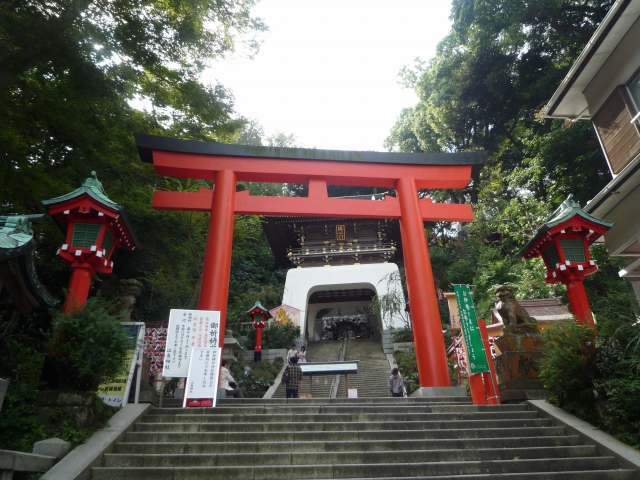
[544,0,637,119]
[585,152,640,216]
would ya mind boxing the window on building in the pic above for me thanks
[593,86,640,174]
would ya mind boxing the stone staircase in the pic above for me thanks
[272,340,343,398]
[337,338,391,398]
[90,397,637,479]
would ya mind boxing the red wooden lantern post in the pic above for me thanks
[247,301,271,362]
[522,196,612,328]
[43,172,137,313]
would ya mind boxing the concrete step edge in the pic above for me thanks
[126,426,567,435]
[114,435,584,447]
[92,455,619,470]
[305,471,638,480]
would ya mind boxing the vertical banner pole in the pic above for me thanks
[478,319,501,404]
[469,374,487,405]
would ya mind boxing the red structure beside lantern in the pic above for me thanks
[522,196,612,328]
[43,172,137,313]
[247,301,271,362]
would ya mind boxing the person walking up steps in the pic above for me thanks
[283,356,303,398]
[389,367,405,397]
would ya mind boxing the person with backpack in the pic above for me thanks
[283,356,303,398]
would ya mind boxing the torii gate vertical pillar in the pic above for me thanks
[397,176,451,387]
[198,169,236,347]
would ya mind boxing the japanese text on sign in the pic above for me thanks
[453,284,490,374]
[183,347,221,408]
[162,309,220,378]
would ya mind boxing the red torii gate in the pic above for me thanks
[137,135,485,388]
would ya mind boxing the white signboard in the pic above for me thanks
[348,388,358,399]
[300,361,358,375]
[183,347,221,408]
[162,309,220,378]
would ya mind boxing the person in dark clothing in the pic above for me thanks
[283,356,303,398]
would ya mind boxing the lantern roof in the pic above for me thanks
[541,195,612,231]
[42,171,121,210]
[247,301,271,317]
[42,172,139,251]
[522,195,612,256]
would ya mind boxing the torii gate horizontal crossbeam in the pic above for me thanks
[152,151,473,189]
[152,188,474,222]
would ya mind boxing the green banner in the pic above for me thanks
[453,284,489,374]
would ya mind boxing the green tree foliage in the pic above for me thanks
[388,0,638,444]
[1,0,271,325]
[386,0,628,319]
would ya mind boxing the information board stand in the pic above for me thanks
[183,347,222,408]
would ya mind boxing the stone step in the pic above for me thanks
[339,339,392,397]
[148,404,529,415]
[103,445,600,467]
[123,426,569,443]
[313,473,637,480]
[139,411,540,423]
[98,386,636,480]
[214,397,472,404]
[132,418,553,432]
[91,456,620,479]
[112,434,586,454]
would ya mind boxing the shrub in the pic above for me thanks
[229,357,283,397]
[594,336,640,447]
[0,382,116,451]
[392,328,413,343]
[47,299,129,391]
[539,323,597,421]
[394,350,419,395]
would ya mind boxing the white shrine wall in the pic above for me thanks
[281,262,407,340]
